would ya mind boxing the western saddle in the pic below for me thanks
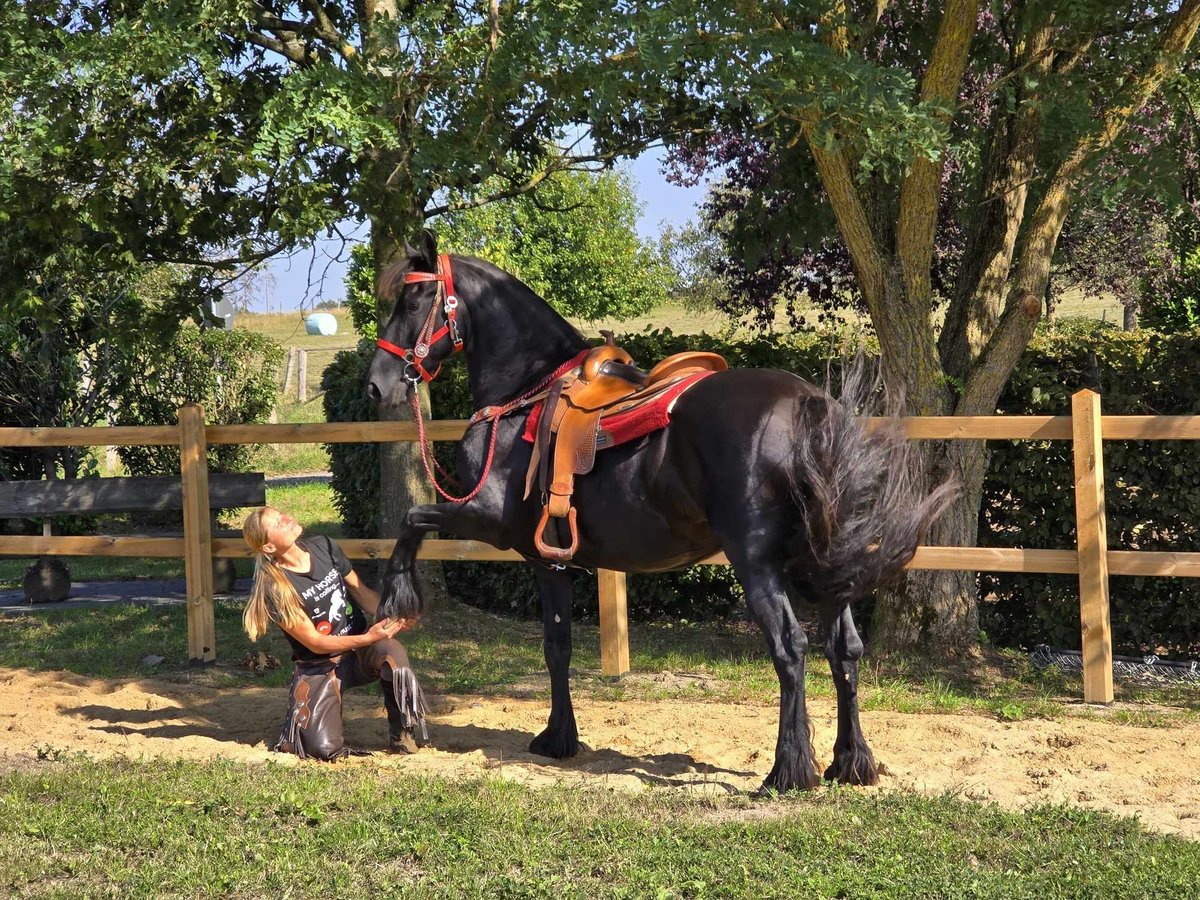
[528,333,727,561]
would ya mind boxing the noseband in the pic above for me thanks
[376,253,464,384]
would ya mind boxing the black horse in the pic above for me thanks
[367,232,954,793]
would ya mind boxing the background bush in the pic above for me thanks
[982,319,1200,657]
[112,324,285,475]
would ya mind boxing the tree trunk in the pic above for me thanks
[871,438,988,654]
[372,227,448,609]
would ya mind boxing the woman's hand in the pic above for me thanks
[366,618,404,642]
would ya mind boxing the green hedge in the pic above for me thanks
[113,324,285,476]
[324,322,1200,655]
[982,319,1200,657]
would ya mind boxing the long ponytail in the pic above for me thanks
[242,507,307,641]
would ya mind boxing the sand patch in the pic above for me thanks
[2,667,1197,838]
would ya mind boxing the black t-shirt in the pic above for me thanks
[275,535,366,662]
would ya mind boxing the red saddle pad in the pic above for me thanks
[521,370,717,448]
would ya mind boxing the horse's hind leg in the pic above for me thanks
[528,564,579,758]
[726,553,821,793]
[820,603,878,785]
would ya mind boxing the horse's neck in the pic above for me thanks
[464,294,587,410]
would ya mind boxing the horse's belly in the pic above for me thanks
[554,435,719,572]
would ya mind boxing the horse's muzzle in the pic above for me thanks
[366,377,411,410]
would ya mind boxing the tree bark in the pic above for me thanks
[871,438,987,654]
[1122,298,1138,331]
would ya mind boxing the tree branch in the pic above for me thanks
[300,0,358,60]
[801,124,889,316]
[939,22,1052,383]
[960,0,1200,414]
[895,0,979,311]
[421,149,637,219]
[243,30,310,65]
[851,0,891,52]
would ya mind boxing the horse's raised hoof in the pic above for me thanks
[823,746,879,786]
[378,569,422,620]
[529,724,579,759]
[757,757,821,795]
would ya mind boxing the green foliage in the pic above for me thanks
[111,325,285,475]
[981,320,1200,657]
[0,0,703,315]
[1140,216,1200,332]
[658,220,729,313]
[321,341,381,538]
[0,259,189,487]
[345,244,379,341]
[435,167,673,321]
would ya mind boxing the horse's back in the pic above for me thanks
[666,367,825,459]
[558,367,823,571]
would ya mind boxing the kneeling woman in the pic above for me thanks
[243,506,429,759]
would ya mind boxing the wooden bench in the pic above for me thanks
[1,473,266,600]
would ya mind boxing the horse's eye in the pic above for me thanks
[406,298,422,314]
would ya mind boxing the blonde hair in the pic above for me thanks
[242,507,308,641]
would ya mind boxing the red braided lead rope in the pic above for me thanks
[409,349,591,504]
[411,389,500,503]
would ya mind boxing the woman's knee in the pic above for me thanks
[304,732,345,761]
[375,638,411,673]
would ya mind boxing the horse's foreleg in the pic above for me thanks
[820,603,878,786]
[528,565,579,759]
[378,503,458,619]
[735,564,820,793]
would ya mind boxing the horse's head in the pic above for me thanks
[367,229,465,409]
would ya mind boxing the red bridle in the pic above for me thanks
[376,253,464,384]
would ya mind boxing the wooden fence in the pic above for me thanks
[4,388,1200,702]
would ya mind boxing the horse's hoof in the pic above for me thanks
[529,726,579,759]
[824,747,879,786]
[379,572,422,619]
[758,759,821,795]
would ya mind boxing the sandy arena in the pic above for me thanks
[1,667,1197,839]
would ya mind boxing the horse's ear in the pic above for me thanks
[415,228,438,270]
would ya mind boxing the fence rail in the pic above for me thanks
[4,390,1199,701]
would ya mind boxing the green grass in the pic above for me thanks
[1,756,1197,898]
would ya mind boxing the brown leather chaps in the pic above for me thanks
[274,639,429,761]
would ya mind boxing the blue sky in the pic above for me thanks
[256,147,708,314]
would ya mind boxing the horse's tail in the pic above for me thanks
[787,355,958,607]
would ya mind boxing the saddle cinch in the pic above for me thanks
[526,334,727,562]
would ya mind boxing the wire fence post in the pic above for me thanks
[297,349,309,403]
[282,346,297,394]
[179,403,216,665]
[1071,389,1114,704]
[598,568,629,676]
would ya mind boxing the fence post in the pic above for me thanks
[598,569,630,676]
[282,346,297,394]
[297,349,308,403]
[179,403,216,664]
[1071,389,1113,704]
